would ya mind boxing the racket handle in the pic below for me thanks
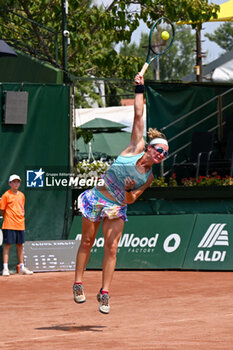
[139,63,149,77]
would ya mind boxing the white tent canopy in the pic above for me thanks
[212,59,233,82]
[74,105,147,135]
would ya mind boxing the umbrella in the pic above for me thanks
[178,0,233,24]
[204,0,233,22]
[77,131,131,160]
[79,118,127,132]
[0,40,17,57]
[76,118,131,160]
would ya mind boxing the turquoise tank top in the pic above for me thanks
[102,152,152,204]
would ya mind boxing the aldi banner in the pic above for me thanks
[69,215,196,269]
[25,213,233,271]
[183,214,232,270]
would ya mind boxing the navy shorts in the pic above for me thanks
[2,229,25,244]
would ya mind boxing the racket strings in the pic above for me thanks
[139,17,175,77]
[150,23,173,55]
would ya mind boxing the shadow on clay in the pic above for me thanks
[35,324,106,332]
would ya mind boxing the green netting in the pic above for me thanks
[0,83,72,269]
[145,81,233,171]
[0,50,63,84]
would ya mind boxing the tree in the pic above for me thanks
[160,25,196,80]
[0,0,219,106]
[205,23,233,52]
[120,25,196,81]
[0,0,219,77]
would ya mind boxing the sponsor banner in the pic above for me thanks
[183,214,232,270]
[69,215,196,269]
[24,214,233,271]
[23,240,80,272]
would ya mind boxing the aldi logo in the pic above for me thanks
[198,223,229,248]
[26,168,45,187]
[194,223,229,263]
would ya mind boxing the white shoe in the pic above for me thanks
[97,290,110,314]
[2,268,10,276]
[73,283,86,303]
[19,266,33,275]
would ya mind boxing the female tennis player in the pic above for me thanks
[73,73,169,314]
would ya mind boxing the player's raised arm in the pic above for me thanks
[131,73,145,142]
[121,74,145,156]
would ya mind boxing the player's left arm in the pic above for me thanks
[124,172,154,204]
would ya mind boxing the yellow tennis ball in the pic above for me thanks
[161,31,169,40]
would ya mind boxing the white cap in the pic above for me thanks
[8,174,21,183]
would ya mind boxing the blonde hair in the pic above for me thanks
[147,128,167,142]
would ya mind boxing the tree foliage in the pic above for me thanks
[0,0,219,78]
[0,0,219,106]
[205,23,233,52]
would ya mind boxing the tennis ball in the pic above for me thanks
[161,31,169,40]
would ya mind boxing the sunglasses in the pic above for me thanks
[151,146,168,158]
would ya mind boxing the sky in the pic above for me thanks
[96,0,229,64]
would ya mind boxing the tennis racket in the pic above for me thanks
[138,17,175,78]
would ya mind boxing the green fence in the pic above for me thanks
[146,81,233,173]
[69,213,232,270]
[0,50,63,84]
[0,83,72,269]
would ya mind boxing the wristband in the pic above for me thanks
[135,85,145,94]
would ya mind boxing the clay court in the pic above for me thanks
[1,270,233,350]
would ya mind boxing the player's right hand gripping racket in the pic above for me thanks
[138,17,175,78]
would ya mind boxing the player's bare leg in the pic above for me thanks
[73,217,100,303]
[75,217,100,282]
[97,217,124,313]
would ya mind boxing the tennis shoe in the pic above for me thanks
[2,268,10,276]
[19,266,33,275]
[97,290,110,314]
[73,283,86,303]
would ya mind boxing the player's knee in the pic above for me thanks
[105,242,118,257]
[81,238,94,251]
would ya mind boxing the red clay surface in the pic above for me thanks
[0,270,233,350]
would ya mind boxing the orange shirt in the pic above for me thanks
[0,190,25,230]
